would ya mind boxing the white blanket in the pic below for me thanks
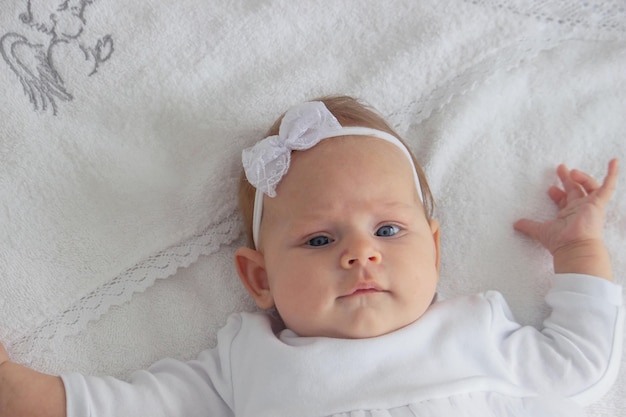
[1,0,624,415]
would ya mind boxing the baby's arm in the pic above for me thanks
[0,343,66,417]
[514,159,619,280]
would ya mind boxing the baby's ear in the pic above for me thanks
[234,247,275,309]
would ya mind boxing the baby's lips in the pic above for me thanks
[338,281,386,298]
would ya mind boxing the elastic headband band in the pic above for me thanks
[242,101,423,248]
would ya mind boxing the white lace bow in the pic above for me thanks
[242,101,341,197]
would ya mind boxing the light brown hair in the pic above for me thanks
[238,95,434,248]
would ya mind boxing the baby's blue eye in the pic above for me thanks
[375,225,399,237]
[307,236,331,247]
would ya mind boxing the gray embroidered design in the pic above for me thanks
[0,0,114,115]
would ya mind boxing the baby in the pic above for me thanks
[0,96,622,416]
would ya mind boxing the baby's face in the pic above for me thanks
[255,137,439,338]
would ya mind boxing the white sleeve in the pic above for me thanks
[61,314,247,417]
[487,273,623,405]
[62,352,233,417]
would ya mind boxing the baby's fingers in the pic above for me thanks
[570,168,600,194]
[548,186,566,208]
[595,159,619,205]
[557,164,587,200]
[513,218,542,241]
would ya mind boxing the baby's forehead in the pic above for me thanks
[287,137,413,186]
[291,135,410,167]
[272,141,421,203]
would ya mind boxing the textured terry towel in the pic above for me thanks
[1,0,625,416]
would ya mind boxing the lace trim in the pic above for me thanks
[8,212,242,363]
[464,0,626,35]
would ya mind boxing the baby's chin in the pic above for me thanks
[290,317,422,340]
[352,319,423,339]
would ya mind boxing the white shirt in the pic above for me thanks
[62,274,624,417]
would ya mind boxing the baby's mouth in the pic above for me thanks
[338,282,387,298]
[351,288,382,295]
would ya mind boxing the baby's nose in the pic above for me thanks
[340,237,382,268]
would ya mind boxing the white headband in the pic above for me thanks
[242,101,423,248]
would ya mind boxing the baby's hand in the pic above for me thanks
[514,159,618,280]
